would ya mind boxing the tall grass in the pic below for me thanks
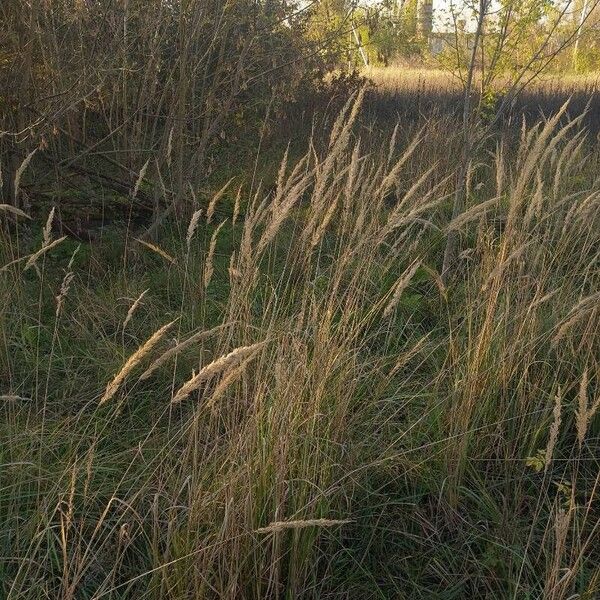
[365,66,600,134]
[0,91,599,598]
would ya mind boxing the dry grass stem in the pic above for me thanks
[139,323,230,381]
[171,341,266,404]
[99,319,177,405]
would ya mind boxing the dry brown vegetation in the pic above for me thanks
[1,87,599,598]
[1,2,600,598]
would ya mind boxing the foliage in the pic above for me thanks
[1,90,599,599]
[0,0,330,215]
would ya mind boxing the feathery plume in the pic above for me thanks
[139,323,230,381]
[545,387,562,472]
[99,319,177,405]
[171,341,265,404]
[207,178,234,224]
[186,209,203,252]
[131,159,150,200]
[255,518,352,534]
[14,149,37,201]
[0,204,31,220]
[123,289,150,331]
[24,236,67,272]
[134,238,176,264]
[204,220,227,289]
[43,206,56,245]
[383,260,422,318]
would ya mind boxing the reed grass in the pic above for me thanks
[0,89,598,599]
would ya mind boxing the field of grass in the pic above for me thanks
[364,66,600,133]
[1,81,599,599]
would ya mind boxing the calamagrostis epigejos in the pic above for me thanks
[171,341,265,404]
[14,148,37,202]
[255,518,352,534]
[383,260,422,318]
[0,204,31,220]
[139,323,230,381]
[99,319,177,405]
[123,289,150,331]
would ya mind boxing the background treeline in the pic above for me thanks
[1,0,364,227]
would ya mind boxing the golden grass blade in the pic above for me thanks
[0,204,32,220]
[134,238,176,264]
[14,148,37,201]
[99,319,177,405]
[171,341,265,404]
[123,289,150,331]
[383,260,422,318]
[255,518,352,534]
[23,236,68,272]
[139,323,230,381]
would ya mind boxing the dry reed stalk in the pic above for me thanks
[99,319,177,405]
[206,178,235,224]
[446,196,499,232]
[383,260,422,318]
[545,388,562,472]
[23,236,68,272]
[186,209,203,252]
[165,127,174,167]
[139,323,230,381]
[123,289,150,331]
[14,149,37,201]
[134,238,176,264]
[204,220,227,289]
[131,159,150,200]
[255,518,352,534]
[43,206,56,245]
[205,353,255,408]
[553,291,600,344]
[0,204,31,220]
[171,341,265,404]
[575,368,598,448]
[495,142,505,197]
[232,186,242,228]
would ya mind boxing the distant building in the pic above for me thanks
[430,29,475,56]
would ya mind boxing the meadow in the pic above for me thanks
[1,70,599,599]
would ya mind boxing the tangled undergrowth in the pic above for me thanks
[1,92,599,599]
